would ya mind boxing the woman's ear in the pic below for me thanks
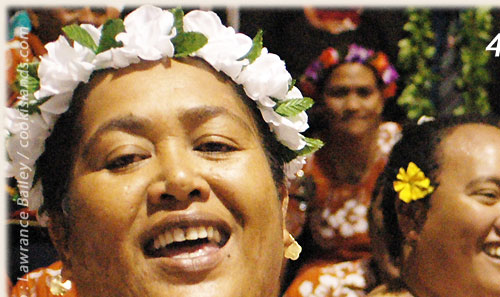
[396,200,427,268]
[47,213,73,279]
[396,201,425,241]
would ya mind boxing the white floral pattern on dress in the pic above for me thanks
[319,199,368,239]
[296,260,368,297]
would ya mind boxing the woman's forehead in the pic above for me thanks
[78,59,259,139]
[438,124,500,173]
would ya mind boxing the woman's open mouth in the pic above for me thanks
[143,217,232,273]
[146,225,229,258]
[484,242,500,260]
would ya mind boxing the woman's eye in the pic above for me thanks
[356,87,375,98]
[105,154,149,170]
[324,87,349,98]
[195,142,237,153]
[473,189,500,204]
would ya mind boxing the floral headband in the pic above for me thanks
[393,162,434,203]
[5,5,323,216]
[299,43,399,99]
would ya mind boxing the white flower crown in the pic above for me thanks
[5,5,323,216]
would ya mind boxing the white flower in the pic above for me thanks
[298,281,314,297]
[116,5,175,60]
[259,106,307,150]
[236,48,292,106]
[352,219,368,234]
[94,47,140,69]
[38,92,73,128]
[376,122,401,154]
[284,156,306,180]
[35,36,96,99]
[340,223,355,237]
[184,10,252,80]
[79,23,101,44]
[333,288,358,297]
[5,108,21,134]
[29,181,44,211]
[319,274,340,288]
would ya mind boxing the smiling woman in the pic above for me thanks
[6,5,322,297]
[367,115,500,297]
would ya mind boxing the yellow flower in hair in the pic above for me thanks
[393,162,435,203]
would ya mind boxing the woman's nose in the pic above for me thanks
[344,93,361,111]
[147,144,210,205]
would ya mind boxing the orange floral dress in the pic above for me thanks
[11,261,78,297]
[284,122,401,297]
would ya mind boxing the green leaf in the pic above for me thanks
[288,79,296,92]
[63,24,98,53]
[170,7,184,34]
[238,29,263,63]
[96,19,125,54]
[297,137,324,156]
[274,97,314,117]
[172,32,208,57]
[11,189,20,203]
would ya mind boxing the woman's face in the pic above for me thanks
[322,63,383,137]
[30,7,121,44]
[57,59,287,297]
[408,124,500,297]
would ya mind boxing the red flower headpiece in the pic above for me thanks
[299,44,399,99]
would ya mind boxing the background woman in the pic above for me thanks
[284,44,400,296]
[368,115,500,297]
[7,6,321,297]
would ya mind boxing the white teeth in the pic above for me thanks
[213,229,221,243]
[159,233,167,247]
[186,227,198,240]
[165,231,174,245]
[484,244,500,258]
[197,226,208,238]
[173,228,185,242]
[151,225,224,251]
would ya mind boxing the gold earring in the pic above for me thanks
[284,234,302,260]
[49,274,72,296]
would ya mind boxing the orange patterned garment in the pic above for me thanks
[284,123,401,297]
[11,261,78,297]
[284,259,376,297]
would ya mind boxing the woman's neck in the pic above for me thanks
[401,257,440,297]
[316,125,380,184]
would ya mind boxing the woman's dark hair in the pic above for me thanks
[371,114,500,260]
[37,58,290,216]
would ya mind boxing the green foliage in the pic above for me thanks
[97,19,125,54]
[397,9,437,120]
[13,62,39,94]
[453,8,492,116]
[396,8,492,120]
[63,24,98,52]
[172,32,208,57]
[274,97,314,117]
[168,8,208,57]
[288,79,296,92]
[239,30,263,63]
[297,137,324,156]
[170,7,184,33]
